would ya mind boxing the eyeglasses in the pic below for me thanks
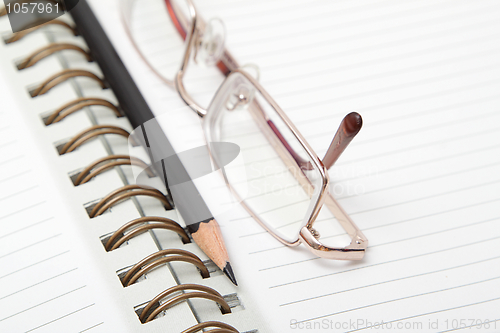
[122,0,368,260]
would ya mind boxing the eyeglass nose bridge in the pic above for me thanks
[170,1,261,119]
[174,0,229,118]
[173,0,208,117]
[175,71,207,117]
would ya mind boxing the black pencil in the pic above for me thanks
[69,0,237,286]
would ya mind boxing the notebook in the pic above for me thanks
[0,2,262,332]
[1,0,500,332]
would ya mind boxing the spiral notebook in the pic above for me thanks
[1,0,500,332]
[0,4,264,333]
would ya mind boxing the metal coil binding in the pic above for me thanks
[181,321,239,333]
[140,284,232,323]
[9,15,244,331]
[90,184,172,218]
[75,155,152,185]
[59,124,136,155]
[105,216,189,251]
[45,97,120,125]
[30,69,106,97]
[4,19,77,44]
[18,43,92,69]
[122,248,209,287]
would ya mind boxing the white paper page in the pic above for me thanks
[0,15,190,332]
[0,68,130,332]
[91,0,500,332]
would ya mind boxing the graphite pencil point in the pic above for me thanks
[223,262,238,286]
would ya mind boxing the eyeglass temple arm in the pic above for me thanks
[323,112,362,170]
[165,1,187,36]
[267,112,362,172]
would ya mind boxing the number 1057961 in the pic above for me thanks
[6,2,60,14]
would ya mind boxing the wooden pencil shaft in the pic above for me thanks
[70,0,213,224]
[70,2,236,285]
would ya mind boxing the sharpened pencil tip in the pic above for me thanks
[223,262,238,286]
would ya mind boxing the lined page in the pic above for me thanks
[0,17,143,332]
[0,74,109,333]
[93,0,500,332]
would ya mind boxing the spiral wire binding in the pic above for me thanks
[122,249,209,287]
[105,216,189,251]
[181,321,239,333]
[59,124,136,155]
[18,42,92,69]
[4,19,77,43]
[140,284,232,323]
[30,68,106,97]
[45,97,121,125]
[75,154,152,185]
[89,184,172,217]
[8,15,246,332]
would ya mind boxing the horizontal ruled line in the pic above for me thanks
[221,122,500,180]
[265,31,500,86]
[0,233,62,260]
[370,216,499,248]
[260,216,500,271]
[0,169,31,184]
[231,100,500,152]
[0,140,17,149]
[25,303,95,333]
[0,216,54,240]
[0,154,23,167]
[344,124,500,166]
[347,298,500,332]
[268,235,500,288]
[0,285,86,322]
[249,198,500,254]
[337,141,500,183]
[365,199,500,236]
[256,10,500,69]
[0,268,78,301]
[350,178,500,217]
[0,251,69,280]
[0,201,45,221]
[340,158,500,201]
[267,47,500,104]
[79,322,104,333]
[215,138,500,198]
[0,185,38,202]
[281,255,500,307]
[240,173,500,241]
[231,198,308,222]
[295,276,500,324]
[313,106,500,146]
[284,63,500,115]
[241,158,500,239]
